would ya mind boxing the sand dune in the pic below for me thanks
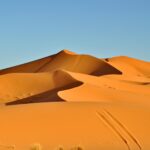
[0,50,122,76]
[106,56,150,77]
[0,50,150,149]
[0,70,82,104]
[0,50,149,105]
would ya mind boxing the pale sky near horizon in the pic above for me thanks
[0,0,150,69]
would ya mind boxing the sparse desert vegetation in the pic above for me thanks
[29,144,83,150]
[30,143,42,150]
[70,146,83,150]
[54,146,65,150]
[0,144,83,150]
[0,144,15,150]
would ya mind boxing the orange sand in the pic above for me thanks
[0,50,149,150]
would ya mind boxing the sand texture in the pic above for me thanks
[0,50,149,150]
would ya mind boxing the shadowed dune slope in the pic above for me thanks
[0,54,56,75]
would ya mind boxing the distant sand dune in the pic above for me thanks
[106,56,150,77]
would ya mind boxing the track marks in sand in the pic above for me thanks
[96,109,142,150]
[104,110,142,150]
[96,111,131,150]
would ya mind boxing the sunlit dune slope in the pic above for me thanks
[0,102,149,150]
[58,71,150,105]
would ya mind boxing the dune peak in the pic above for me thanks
[60,49,76,55]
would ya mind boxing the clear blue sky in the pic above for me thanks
[0,0,150,69]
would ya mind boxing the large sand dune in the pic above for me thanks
[0,50,150,149]
[0,50,122,76]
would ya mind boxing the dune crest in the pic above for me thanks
[0,70,82,104]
